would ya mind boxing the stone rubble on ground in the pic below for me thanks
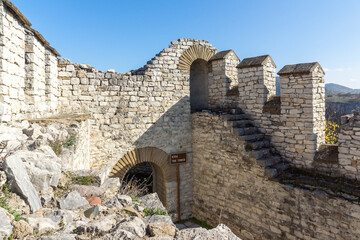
[0,124,241,239]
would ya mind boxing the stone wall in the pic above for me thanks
[0,0,59,122]
[57,39,218,219]
[338,111,360,180]
[237,59,328,173]
[278,63,326,169]
[208,50,240,109]
[192,111,360,240]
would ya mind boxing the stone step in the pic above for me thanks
[256,156,282,167]
[245,140,270,151]
[242,133,265,142]
[250,148,271,159]
[264,162,290,178]
[234,127,258,136]
[230,120,254,128]
[224,114,250,121]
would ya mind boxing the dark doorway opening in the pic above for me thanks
[123,162,153,195]
[190,59,209,112]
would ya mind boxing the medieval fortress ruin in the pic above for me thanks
[1,0,360,239]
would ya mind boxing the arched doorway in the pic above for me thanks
[109,147,176,208]
[190,59,209,111]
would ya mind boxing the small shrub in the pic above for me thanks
[325,120,340,144]
[118,175,152,198]
[0,183,25,222]
[143,208,167,217]
[49,139,63,156]
[71,175,97,186]
[49,135,77,156]
[64,136,77,147]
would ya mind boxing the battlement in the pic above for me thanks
[1,1,360,239]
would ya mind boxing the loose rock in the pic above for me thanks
[3,156,42,212]
[59,191,89,210]
[13,220,33,239]
[147,222,176,237]
[0,208,12,238]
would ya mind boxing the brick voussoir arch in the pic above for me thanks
[109,147,176,182]
[178,44,216,70]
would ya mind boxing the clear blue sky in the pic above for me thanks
[12,0,360,88]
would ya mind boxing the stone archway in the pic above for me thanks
[190,59,209,111]
[178,45,216,70]
[109,147,175,208]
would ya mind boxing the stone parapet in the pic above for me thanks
[338,111,360,180]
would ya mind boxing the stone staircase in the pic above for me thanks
[222,108,289,178]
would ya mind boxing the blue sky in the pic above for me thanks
[12,0,360,88]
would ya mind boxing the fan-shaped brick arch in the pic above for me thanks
[178,45,216,70]
[109,147,175,207]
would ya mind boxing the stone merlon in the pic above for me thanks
[208,50,239,62]
[236,55,276,69]
[278,62,324,76]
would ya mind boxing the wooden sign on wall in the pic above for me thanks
[170,153,187,165]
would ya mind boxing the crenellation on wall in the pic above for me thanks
[237,55,277,120]
[278,62,326,169]
[192,111,360,240]
[338,111,360,180]
[208,50,240,109]
[1,1,360,237]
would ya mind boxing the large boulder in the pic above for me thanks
[44,209,75,225]
[102,178,120,196]
[27,216,58,234]
[175,224,241,240]
[12,148,61,192]
[0,125,28,151]
[3,156,42,212]
[105,217,146,239]
[0,208,13,238]
[145,214,175,227]
[140,193,166,212]
[59,191,89,210]
[147,222,176,237]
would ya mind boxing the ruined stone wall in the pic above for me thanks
[237,59,329,173]
[0,0,59,122]
[192,111,360,240]
[338,111,360,180]
[0,0,26,122]
[57,39,217,219]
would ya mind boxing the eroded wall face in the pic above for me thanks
[192,112,360,240]
[0,1,58,122]
[57,39,217,219]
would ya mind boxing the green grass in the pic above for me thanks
[143,208,168,216]
[49,135,77,156]
[0,184,25,222]
[71,175,97,186]
[177,217,213,229]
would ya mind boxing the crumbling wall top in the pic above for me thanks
[2,0,60,57]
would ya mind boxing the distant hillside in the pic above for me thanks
[325,83,360,94]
